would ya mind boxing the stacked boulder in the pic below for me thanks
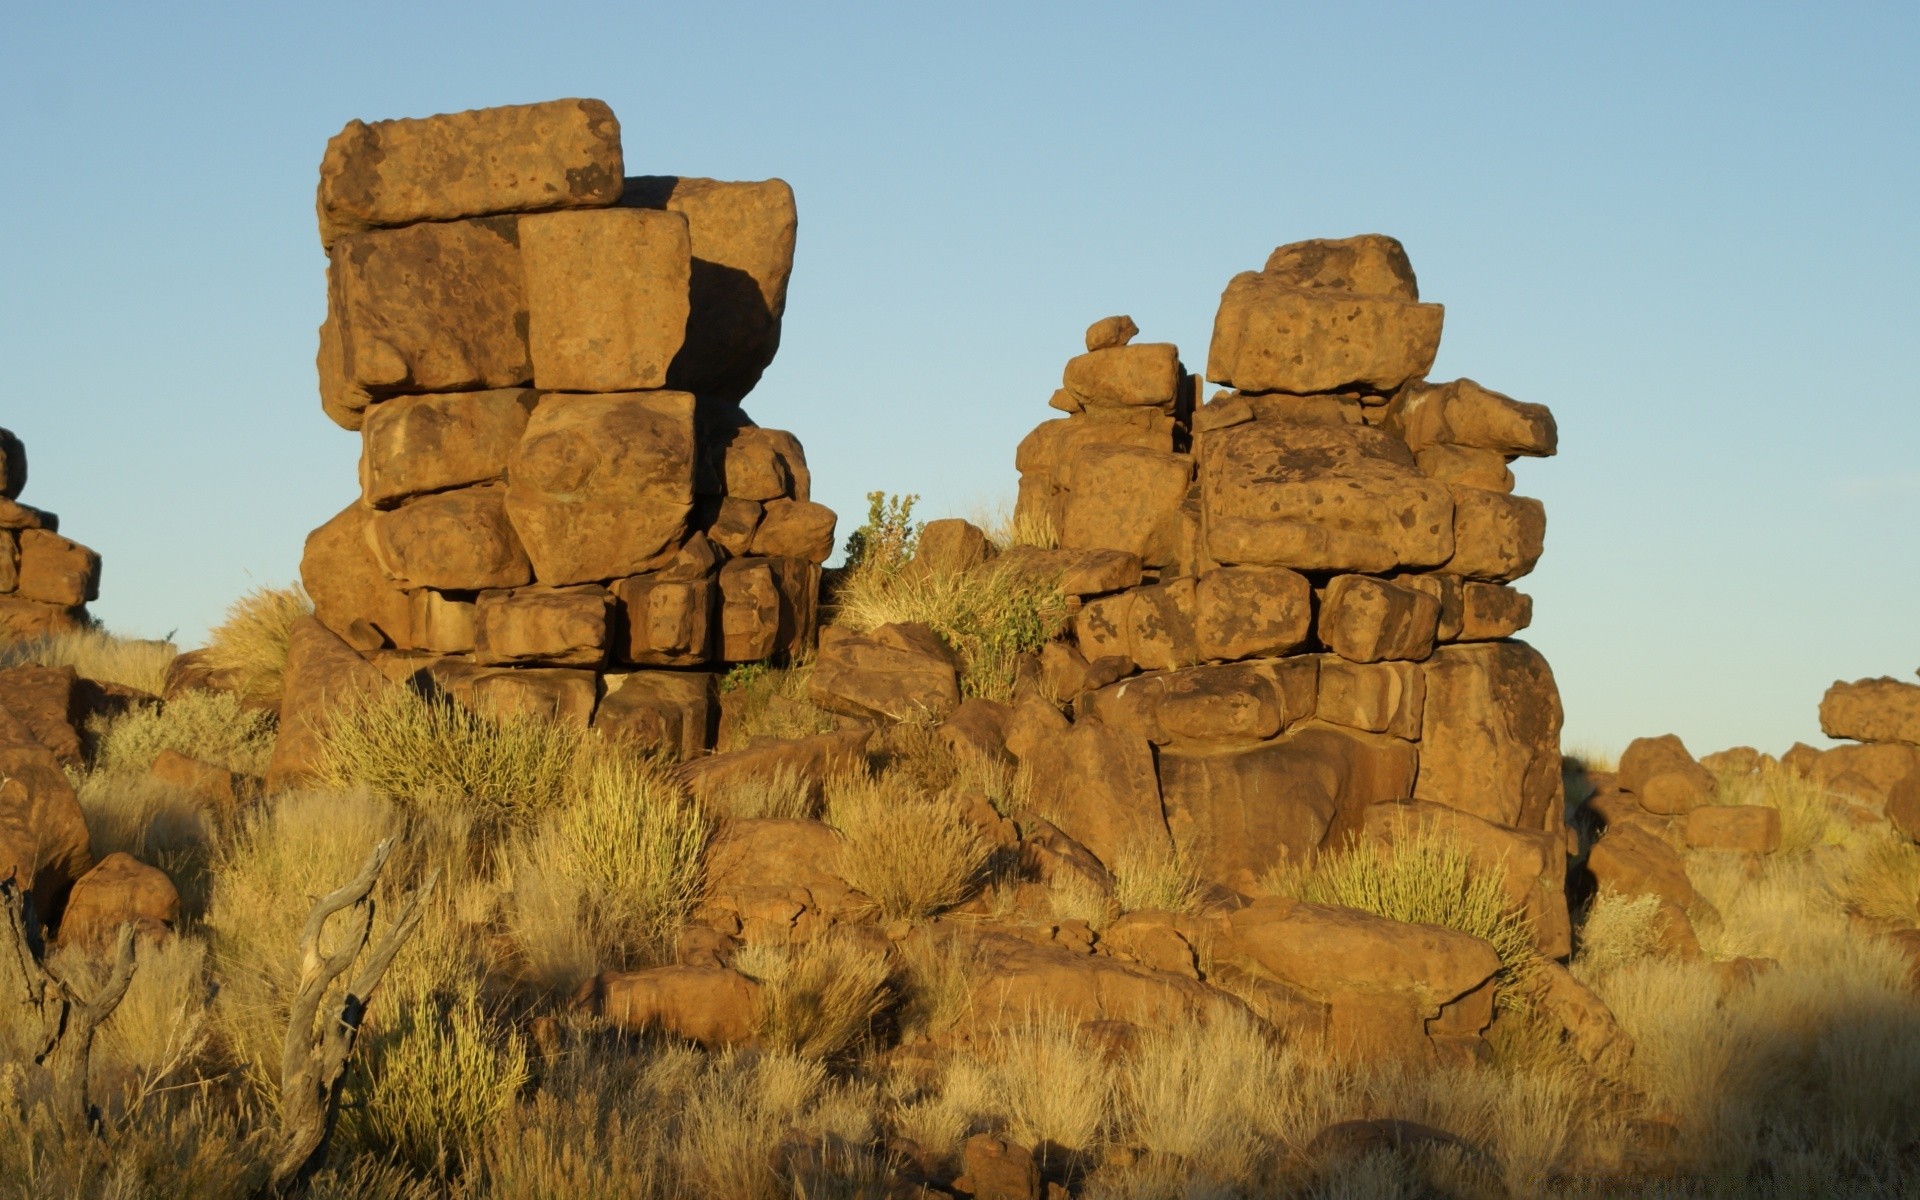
[992,236,1570,1059]
[294,99,834,763]
[1817,674,1920,836]
[0,428,102,644]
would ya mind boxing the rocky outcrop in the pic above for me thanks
[0,428,102,644]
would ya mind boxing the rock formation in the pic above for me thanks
[0,427,102,644]
[1818,672,1920,836]
[296,98,833,760]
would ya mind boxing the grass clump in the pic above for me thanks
[1111,839,1205,916]
[91,688,277,777]
[357,983,530,1175]
[827,772,989,921]
[199,584,312,708]
[1713,760,1849,853]
[0,626,176,694]
[1572,891,1668,979]
[734,935,892,1062]
[1839,829,1920,926]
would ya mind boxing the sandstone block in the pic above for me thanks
[718,558,780,662]
[0,665,87,766]
[705,497,762,555]
[1202,421,1453,572]
[474,586,611,667]
[809,622,961,722]
[1318,575,1441,663]
[1206,272,1443,395]
[748,499,836,564]
[621,176,798,401]
[957,1133,1042,1200]
[1317,659,1424,739]
[613,575,714,666]
[1889,770,1920,842]
[359,389,535,507]
[1398,574,1464,641]
[595,671,716,762]
[520,207,691,392]
[15,530,99,607]
[1194,565,1313,662]
[720,427,797,500]
[0,428,23,499]
[301,501,413,649]
[1058,444,1191,566]
[56,852,178,951]
[1587,823,1694,910]
[1415,641,1564,830]
[577,964,758,1047]
[1262,235,1419,300]
[0,533,14,593]
[404,590,476,654]
[369,485,532,592]
[910,519,992,578]
[0,496,54,531]
[678,732,870,822]
[1820,677,1920,746]
[1019,719,1168,870]
[1811,742,1920,799]
[1618,734,1716,815]
[329,217,530,394]
[1457,583,1532,640]
[0,705,92,914]
[959,931,1245,1038]
[1389,379,1557,458]
[1085,314,1139,350]
[1686,805,1781,853]
[316,98,623,247]
[266,617,389,793]
[1361,799,1571,958]
[1415,445,1513,492]
[0,598,84,645]
[1127,578,1200,672]
[1082,658,1317,746]
[941,697,1014,765]
[995,546,1142,597]
[1441,489,1545,582]
[1062,343,1181,409]
[469,667,598,726]
[505,392,696,584]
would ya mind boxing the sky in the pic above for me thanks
[1,1,1915,756]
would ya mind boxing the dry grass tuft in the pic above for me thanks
[1713,761,1849,854]
[0,626,177,694]
[982,1012,1116,1155]
[1840,831,1920,926]
[199,584,312,708]
[1573,890,1667,979]
[356,981,530,1174]
[91,689,277,777]
[698,760,817,820]
[735,935,892,1062]
[715,658,836,751]
[1110,839,1206,917]
[827,773,989,921]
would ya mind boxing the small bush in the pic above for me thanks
[0,626,176,694]
[359,982,529,1175]
[199,584,312,708]
[698,761,817,820]
[314,687,585,831]
[555,752,711,961]
[1110,840,1205,916]
[735,935,892,1062]
[828,774,988,921]
[91,689,277,777]
[841,490,921,570]
[1573,891,1667,979]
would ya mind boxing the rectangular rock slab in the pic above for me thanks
[1206,272,1443,395]
[368,484,533,592]
[15,530,100,607]
[469,667,599,727]
[1416,641,1564,831]
[521,207,691,392]
[302,501,413,649]
[316,98,624,247]
[1317,659,1424,739]
[505,392,696,585]
[613,574,715,667]
[1020,720,1170,871]
[475,586,612,667]
[1057,444,1191,567]
[360,390,537,508]
[1820,678,1920,747]
[1440,488,1545,583]
[596,670,717,762]
[331,217,531,394]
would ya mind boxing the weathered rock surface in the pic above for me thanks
[810,622,960,722]
[1318,575,1441,664]
[521,207,691,392]
[1685,805,1781,853]
[56,852,179,951]
[1207,272,1443,395]
[369,485,532,592]
[0,705,92,913]
[576,964,758,1047]
[1618,734,1716,815]
[359,389,535,507]
[957,931,1245,1038]
[266,616,389,793]
[1821,677,1920,746]
[1414,642,1564,830]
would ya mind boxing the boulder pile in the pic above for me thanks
[1817,673,1920,836]
[1001,235,1565,928]
[0,427,102,644]
[295,98,834,759]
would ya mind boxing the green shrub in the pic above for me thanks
[841,490,921,570]
[92,689,277,777]
[359,982,529,1175]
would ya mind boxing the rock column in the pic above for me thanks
[0,427,102,644]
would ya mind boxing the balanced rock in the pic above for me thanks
[1617,734,1715,815]
[1821,677,1920,746]
[1262,234,1419,300]
[1318,574,1441,663]
[809,622,961,722]
[520,207,691,392]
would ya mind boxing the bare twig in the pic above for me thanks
[268,838,437,1192]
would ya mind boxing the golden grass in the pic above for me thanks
[826,772,989,921]
[0,626,177,694]
[1839,831,1920,926]
[715,658,837,752]
[199,584,312,708]
[734,934,892,1062]
[1573,891,1667,978]
[91,689,277,777]
[698,760,816,819]
[1110,839,1205,917]
[981,1012,1116,1154]
[1711,760,1851,854]
[356,982,529,1174]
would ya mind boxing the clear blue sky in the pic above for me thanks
[2,2,1915,756]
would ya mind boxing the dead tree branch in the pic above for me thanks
[268,838,437,1192]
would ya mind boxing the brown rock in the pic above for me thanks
[958,931,1244,1037]
[520,207,691,392]
[1685,805,1781,853]
[620,176,799,401]
[1316,659,1424,739]
[328,217,530,394]
[301,501,413,649]
[469,668,598,726]
[0,496,54,531]
[1388,379,1557,457]
[316,98,622,247]
[56,852,178,951]
[0,665,86,766]
[1618,734,1716,815]
[1057,444,1191,567]
[474,586,610,667]
[1206,272,1443,395]
[1126,579,1201,673]
[1414,445,1514,492]
[613,574,714,666]
[505,392,696,585]
[1820,677,1920,746]
[0,531,15,592]
[1587,824,1694,909]
[1201,421,1453,572]
[148,749,239,810]
[266,617,389,793]
[705,497,762,556]
[1218,896,1501,1062]
[1160,726,1417,891]
[0,428,23,500]
[576,965,758,1047]
[1457,583,1532,640]
[15,530,99,607]
[719,426,801,501]
[1193,565,1313,662]
[1442,488,1546,582]
[1699,746,1770,776]
[1015,412,1176,514]
[718,559,781,661]
[1019,719,1168,869]
[1085,315,1140,351]
[940,697,1013,765]
[994,546,1142,598]
[1100,911,1200,978]
[956,1133,1042,1200]
[1081,658,1316,746]
[1362,799,1570,958]
[1781,741,1823,778]
[680,729,870,810]
[0,708,92,914]
[912,519,992,578]
[1318,575,1440,664]
[1399,574,1465,641]
[1062,344,1181,409]
[1262,235,1419,301]
[809,623,960,722]
[404,590,477,654]
[748,499,837,564]
[369,485,532,592]
[1415,641,1564,830]
[594,671,715,762]
[1812,742,1920,799]
[1529,960,1633,1079]
[0,598,84,644]
[1889,770,1920,842]
[359,389,535,507]
[699,815,864,933]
